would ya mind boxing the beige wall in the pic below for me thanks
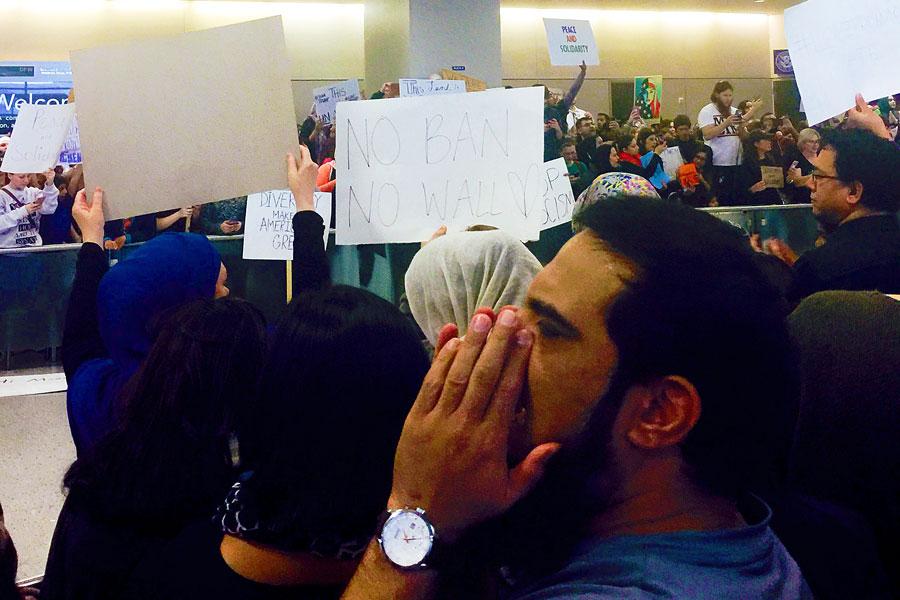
[501,7,777,120]
[0,1,364,80]
[1,2,783,123]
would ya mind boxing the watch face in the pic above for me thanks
[380,510,434,568]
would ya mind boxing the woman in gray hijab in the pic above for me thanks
[404,228,542,347]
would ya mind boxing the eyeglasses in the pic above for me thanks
[811,172,842,185]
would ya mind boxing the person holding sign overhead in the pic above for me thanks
[538,62,587,162]
[0,168,58,248]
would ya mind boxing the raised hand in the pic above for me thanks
[388,310,560,544]
[287,145,319,212]
[72,187,105,246]
[845,93,892,140]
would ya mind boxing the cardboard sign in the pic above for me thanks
[542,19,600,66]
[438,69,487,92]
[399,79,467,97]
[660,147,684,180]
[785,0,899,124]
[634,76,663,124]
[71,17,298,220]
[334,87,544,245]
[0,103,75,173]
[0,372,67,398]
[761,166,785,189]
[242,190,331,260]
[313,79,361,125]
[538,158,576,231]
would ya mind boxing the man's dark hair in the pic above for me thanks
[673,114,692,129]
[560,140,576,150]
[710,80,733,103]
[574,196,799,499]
[576,116,593,127]
[821,128,900,213]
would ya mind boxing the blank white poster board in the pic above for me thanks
[538,158,576,231]
[0,103,75,174]
[70,17,298,220]
[399,79,467,97]
[542,19,600,66]
[785,0,900,125]
[242,190,331,260]
[334,87,545,245]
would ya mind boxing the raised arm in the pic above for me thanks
[62,188,109,380]
[562,62,587,109]
[39,169,59,214]
[288,146,330,295]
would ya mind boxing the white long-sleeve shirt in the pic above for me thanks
[0,181,59,248]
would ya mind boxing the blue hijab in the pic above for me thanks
[66,233,221,455]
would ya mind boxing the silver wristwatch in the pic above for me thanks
[377,508,437,569]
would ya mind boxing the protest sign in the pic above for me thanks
[761,166,785,189]
[785,0,899,124]
[634,76,663,124]
[660,146,684,180]
[399,79,466,97]
[313,79,361,125]
[542,19,599,66]
[243,190,331,260]
[538,158,576,231]
[439,69,487,92]
[59,116,82,165]
[334,87,544,245]
[0,103,75,173]
[71,17,298,220]
[0,372,67,398]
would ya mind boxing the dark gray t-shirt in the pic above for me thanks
[504,498,812,599]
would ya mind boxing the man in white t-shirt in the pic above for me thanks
[698,81,762,206]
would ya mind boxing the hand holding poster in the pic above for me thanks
[634,76,663,124]
[785,0,899,124]
[334,87,544,245]
[539,158,575,231]
[313,79,361,125]
[542,19,599,66]
[243,190,331,260]
[399,79,466,97]
[0,103,75,173]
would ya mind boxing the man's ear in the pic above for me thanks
[845,180,864,207]
[624,376,701,450]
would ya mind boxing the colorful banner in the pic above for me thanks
[634,76,663,124]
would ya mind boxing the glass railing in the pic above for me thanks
[0,205,821,361]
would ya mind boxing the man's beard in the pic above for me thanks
[449,369,632,588]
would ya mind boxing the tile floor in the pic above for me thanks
[0,367,74,582]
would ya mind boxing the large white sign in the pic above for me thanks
[334,87,545,245]
[71,17,298,220]
[399,79,467,97]
[542,19,600,67]
[785,0,899,125]
[0,103,75,173]
[538,158,576,231]
[242,190,331,260]
[313,79,361,125]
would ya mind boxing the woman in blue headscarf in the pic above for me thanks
[63,193,227,456]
